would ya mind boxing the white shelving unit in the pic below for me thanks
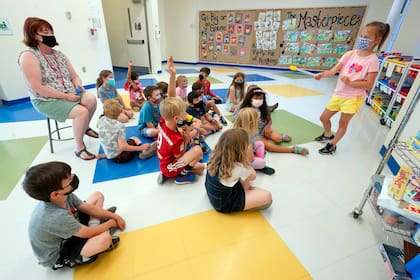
[366,57,420,127]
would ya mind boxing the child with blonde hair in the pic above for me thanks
[315,21,390,154]
[96,70,133,123]
[124,60,146,111]
[97,99,156,162]
[234,108,275,175]
[236,86,308,155]
[175,75,188,101]
[156,56,205,185]
[205,128,272,213]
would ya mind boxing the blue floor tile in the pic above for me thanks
[229,73,274,82]
[0,101,45,123]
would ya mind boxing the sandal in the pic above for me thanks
[280,133,292,142]
[75,148,96,160]
[294,146,309,156]
[85,128,99,138]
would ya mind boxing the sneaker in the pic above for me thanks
[267,103,279,113]
[314,133,334,142]
[139,141,157,159]
[201,144,210,154]
[220,116,228,126]
[104,236,120,253]
[157,173,169,184]
[319,143,336,155]
[174,173,196,185]
[256,166,275,175]
[100,206,117,224]
[56,255,98,269]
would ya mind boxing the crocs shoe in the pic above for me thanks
[315,133,334,142]
[104,236,120,253]
[157,173,170,185]
[319,143,336,155]
[139,141,157,159]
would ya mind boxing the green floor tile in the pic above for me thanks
[225,109,323,146]
[0,136,47,200]
[187,76,223,85]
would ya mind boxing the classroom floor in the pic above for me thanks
[0,64,393,279]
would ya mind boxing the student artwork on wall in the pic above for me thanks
[199,6,366,69]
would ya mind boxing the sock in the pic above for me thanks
[88,218,100,227]
[324,131,332,137]
[193,137,200,146]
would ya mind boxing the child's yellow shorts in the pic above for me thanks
[326,94,364,114]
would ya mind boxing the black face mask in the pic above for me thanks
[41,35,58,48]
[63,174,79,195]
[198,74,204,80]
[194,101,203,108]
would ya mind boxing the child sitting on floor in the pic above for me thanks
[124,60,146,112]
[175,75,188,101]
[186,90,221,136]
[137,85,163,138]
[98,99,156,162]
[234,107,275,175]
[22,161,125,269]
[96,70,133,123]
[205,128,272,213]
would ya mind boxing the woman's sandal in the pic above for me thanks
[294,146,309,156]
[280,133,292,142]
[85,128,99,138]
[75,148,96,160]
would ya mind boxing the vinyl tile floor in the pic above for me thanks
[0,63,393,279]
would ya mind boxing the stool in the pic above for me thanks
[47,118,74,153]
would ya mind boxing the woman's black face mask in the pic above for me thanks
[40,35,58,47]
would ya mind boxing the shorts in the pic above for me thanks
[54,212,89,267]
[32,95,80,122]
[205,172,246,213]
[326,94,364,114]
[162,159,187,178]
[140,127,157,137]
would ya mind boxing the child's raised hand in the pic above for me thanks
[167,56,176,75]
[128,60,134,66]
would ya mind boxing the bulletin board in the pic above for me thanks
[198,6,366,69]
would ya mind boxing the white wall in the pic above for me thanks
[160,0,395,63]
[0,0,112,102]
[392,0,420,56]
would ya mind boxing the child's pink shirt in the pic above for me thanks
[335,50,379,98]
[176,86,187,100]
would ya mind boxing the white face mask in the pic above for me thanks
[251,99,263,108]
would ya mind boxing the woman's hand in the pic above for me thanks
[66,93,81,102]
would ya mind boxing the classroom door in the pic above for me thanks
[102,0,151,73]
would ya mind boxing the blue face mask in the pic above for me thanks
[108,79,115,87]
[356,37,371,50]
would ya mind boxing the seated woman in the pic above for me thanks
[19,17,98,160]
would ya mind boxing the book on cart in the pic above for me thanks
[379,243,411,280]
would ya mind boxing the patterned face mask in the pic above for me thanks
[356,37,371,50]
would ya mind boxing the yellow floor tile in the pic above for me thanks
[212,67,242,72]
[262,85,324,98]
[74,210,311,280]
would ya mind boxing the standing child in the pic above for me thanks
[236,86,309,155]
[22,161,125,269]
[234,108,275,175]
[124,60,146,112]
[314,21,390,154]
[226,72,247,112]
[195,66,223,103]
[96,70,133,123]
[205,128,272,213]
[137,85,162,138]
[98,99,156,162]
[175,75,189,101]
